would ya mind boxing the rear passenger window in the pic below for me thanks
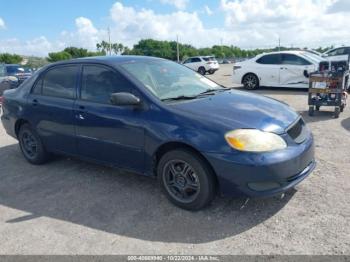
[42,66,78,99]
[81,65,133,104]
[256,54,281,64]
[191,58,201,63]
[281,54,311,65]
[32,78,43,94]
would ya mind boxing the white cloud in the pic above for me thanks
[2,0,350,56]
[108,2,237,48]
[0,17,5,29]
[220,0,350,48]
[159,0,188,10]
[0,36,53,56]
[204,5,213,16]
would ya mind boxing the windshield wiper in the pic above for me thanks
[161,88,231,102]
[197,87,230,96]
[161,95,198,102]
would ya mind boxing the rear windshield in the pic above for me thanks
[202,57,216,62]
[6,65,22,75]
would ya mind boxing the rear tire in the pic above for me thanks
[308,106,315,116]
[242,73,259,90]
[198,67,206,76]
[208,69,215,75]
[157,149,216,211]
[334,107,340,118]
[18,123,50,165]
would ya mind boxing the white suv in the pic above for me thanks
[182,56,220,75]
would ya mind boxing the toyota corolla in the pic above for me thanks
[1,56,315,210]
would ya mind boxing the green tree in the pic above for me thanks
[0,53,23,64]
[64,47,89,58]
[47,51,72,62]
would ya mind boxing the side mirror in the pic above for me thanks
[110,92,141,106]
[303,70,309,78]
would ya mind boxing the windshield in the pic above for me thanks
[301,52,324,63]
[120,59,220,100]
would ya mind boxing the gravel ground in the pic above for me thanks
[0,64,349,255]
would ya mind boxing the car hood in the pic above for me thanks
[170,90,299,134]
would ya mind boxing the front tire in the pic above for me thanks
[157,149,216,211]
[242,73,259,90]
[18,124,49,165]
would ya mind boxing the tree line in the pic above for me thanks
[0,39,334,66]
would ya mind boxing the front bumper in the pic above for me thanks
[204,134,315,197]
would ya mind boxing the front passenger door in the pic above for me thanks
[279,54,315,88]
[74,64,145,173]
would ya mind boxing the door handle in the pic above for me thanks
[32,99,38,106]
[76,105,86,120]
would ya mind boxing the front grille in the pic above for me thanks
[287,118,307,144]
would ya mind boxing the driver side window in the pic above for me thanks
[81,65,133,104]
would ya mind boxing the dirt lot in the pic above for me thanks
[0,64,349,255]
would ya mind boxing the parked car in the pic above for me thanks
[0,64,33,97]
[1,56,315,210]
[1,65,19,103]
[322,46,350,58]
[232,51,324,89]
[183,56,219,75]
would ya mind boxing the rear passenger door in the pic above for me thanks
[28,64,79,154]
[255,54,281,86]
[74,64,145,172]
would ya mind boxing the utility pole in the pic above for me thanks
[108,26,112,56]
[278,37,281,51]
[176,35,180,63]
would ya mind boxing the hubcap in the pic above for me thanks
[245,75,257,89]
[163,160,200,203]
[21,131,38,159]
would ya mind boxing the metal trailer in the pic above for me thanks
[308,70,348,118]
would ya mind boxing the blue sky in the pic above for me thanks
[1,0,222,40]
[0,0,349,56]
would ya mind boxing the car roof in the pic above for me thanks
[186,56,215,59]
[258,50,309,56]
[48,55,165,67]
[325,46,350,52]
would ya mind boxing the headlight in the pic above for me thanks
[225,129,287,152]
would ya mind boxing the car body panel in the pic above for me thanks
[183,56,219,72]
[1,56,315,198]
[233,51,319,88]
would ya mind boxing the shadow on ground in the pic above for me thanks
[341,117,350,132]
[0,144,295,244]
[299,110,337,123]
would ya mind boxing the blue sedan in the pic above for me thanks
[0,56,315,210]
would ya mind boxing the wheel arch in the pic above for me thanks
[241,72,259,84]
[14,119,30,137]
